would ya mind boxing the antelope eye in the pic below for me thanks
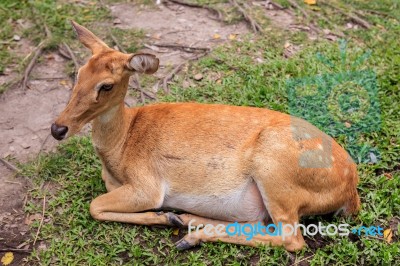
[100,84,113,91]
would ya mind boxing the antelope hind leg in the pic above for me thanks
[175,216,306,252]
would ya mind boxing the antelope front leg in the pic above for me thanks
[89,184,183,227]
[101,167,122,192]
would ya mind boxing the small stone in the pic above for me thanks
[13,35,21,41]
[194,73,203,81]
[256,58,264,63]
[113,18,121,25]
[9,146,15,152]
[369,152,377,163]
[21,143,30,149]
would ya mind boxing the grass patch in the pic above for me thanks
[0,0,109,91]
[21,0,400,265]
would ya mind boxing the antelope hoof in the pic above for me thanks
[166,212,184,228]
[175,239,195,250]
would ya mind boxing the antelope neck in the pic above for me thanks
[92,102,128,151]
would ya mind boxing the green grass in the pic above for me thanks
[0,0,109,92]
[18,0,400,265]
[0,0,147,93]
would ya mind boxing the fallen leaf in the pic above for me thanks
[213,33,221,39]
[304,0,317,5]
[173,228,179,236]
[344,122,351,128]
[383,228,392,243]
[151,33,161,40]
[284,41,291,49]
[228,34,237,40]
[1,252,14,266]
[60,80,68,86]
[383,173,393,179]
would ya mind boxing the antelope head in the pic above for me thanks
[51,21,159,140]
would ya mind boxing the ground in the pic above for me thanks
[0,0,399,265]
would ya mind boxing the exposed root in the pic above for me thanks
[109,30,127,53]
[0,157,19,172]
[162,63,185,94]
[265,1,284,10]
[162,52,209,93]
[287,0,309,18]
[129,75,157,102]
[286,0,346,38]
[62,42,79,74]
[39,133,52,155]
[229,0,262,33]
[135,73,145,104]
[20,25,52,90]
[21,41,45,90]
[322,1,372,29]
[0,248,32,253]
[33,195,46,246]
[150,43,210,53]
[166,0,223,21]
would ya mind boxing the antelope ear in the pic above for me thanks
[127,53,159,74]
[71,21,109,54]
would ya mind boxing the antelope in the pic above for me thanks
[51,21,360,251]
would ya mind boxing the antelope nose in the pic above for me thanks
[51,123,68,140]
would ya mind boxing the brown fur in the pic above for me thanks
[52,22,360,251]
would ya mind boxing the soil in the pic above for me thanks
[110,2,249,76]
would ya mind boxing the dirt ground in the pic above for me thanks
[0,1,305,264]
